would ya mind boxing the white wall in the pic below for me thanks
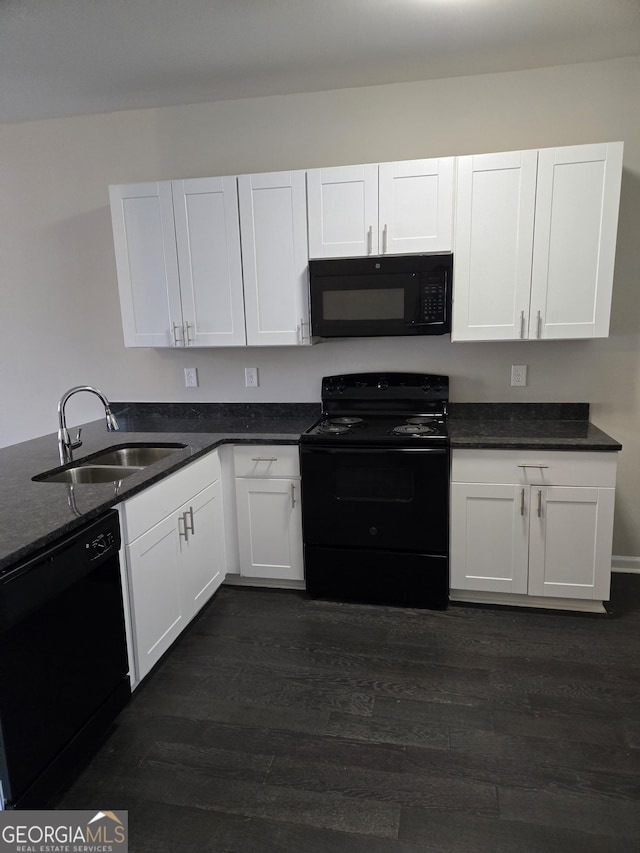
[1,56,639,553]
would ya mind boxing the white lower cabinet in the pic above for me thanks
[125,511,184,684]
[232,445,304,583]
[119,451,226,685]
[450,450,617,610]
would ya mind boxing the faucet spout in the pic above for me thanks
[57,385,120,465]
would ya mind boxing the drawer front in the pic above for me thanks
[451,449,617,488]
[233,444,300,478]
[121,449,221,543]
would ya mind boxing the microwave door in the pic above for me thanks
[312,273,419,337]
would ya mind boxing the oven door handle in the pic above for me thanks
[301,446,449,455]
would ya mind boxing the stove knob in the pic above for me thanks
[377,378,389,391]
[369,527,378,536]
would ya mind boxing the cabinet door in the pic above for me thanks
[450,483,529,594]
[235,478,303,580]
[238,171,310,346]
[378,158,454,254]
[126,513,184,681]
[528,486,615,600]
[530,142,623,340]
[179,479,227,617]
[172,177,246,346]
[109,181,182,347]
[307,164,379,257]
[452,151,538,342]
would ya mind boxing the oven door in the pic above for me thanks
[300,446,448,554]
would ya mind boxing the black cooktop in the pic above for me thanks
[301,372,449,447]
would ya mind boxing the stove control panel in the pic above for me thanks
[322,372,449,402]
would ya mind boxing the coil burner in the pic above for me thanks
[329,417,365,427]
[317,423,351,435]
[391,423,435,436]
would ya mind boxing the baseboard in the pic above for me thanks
[224,574,306,591]
[449,589,607,613]
[611,555,640,574]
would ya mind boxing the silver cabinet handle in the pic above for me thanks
[185,321,193,345]
[178,513,188,541]
[520,488,525,517]
[251,456,278,462]
[290,482,296,508]
[172,322,184,347]
[537,489,543,518]
[367,225,373,255]
[520,310,525,339]
[383,224,388,254]
[517,464,549,469]
[185,506,195,535]
[537,310,542,339]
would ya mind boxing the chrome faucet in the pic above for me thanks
[57,385,119,465]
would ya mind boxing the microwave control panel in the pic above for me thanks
[421,279,446,323]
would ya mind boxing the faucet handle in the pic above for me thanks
[72,428,83,449]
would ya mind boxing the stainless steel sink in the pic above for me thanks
[34,464,142,484]
[33,442,187,485]
[87,444,186,467]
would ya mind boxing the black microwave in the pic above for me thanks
[309,253,452,338]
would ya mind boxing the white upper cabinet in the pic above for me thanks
[530,143,623,340]
[111,142,622,348]
[111,172,311,348]
[452,150,538,342]
[452,142,623,342]
[109,182,182,348]
[307,158,454,258]
[307,164,379,257]
[172,177,246,346]
[378,159,454,255]
[110,177,245,348]
[238,171,310,346]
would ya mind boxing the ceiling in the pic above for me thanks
[2,0,639,124]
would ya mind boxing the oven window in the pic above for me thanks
[323,288,404,321]
[335,466,413,502]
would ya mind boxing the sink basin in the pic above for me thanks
[87,443,186,467]
[33,442,188,485]
[34,464,142,484]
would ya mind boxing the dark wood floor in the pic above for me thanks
[55,574,640,852]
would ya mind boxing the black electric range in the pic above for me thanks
[300,373,450,609]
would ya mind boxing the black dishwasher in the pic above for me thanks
[0,510,130,809]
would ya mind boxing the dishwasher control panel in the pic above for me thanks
[87,530,117,560]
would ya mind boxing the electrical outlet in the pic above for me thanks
[245,367,259,388]
[184,367,198,388]
[511,364,527,387]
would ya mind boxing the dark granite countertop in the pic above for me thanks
[0,401,621,574]
[449,403,622,452]
[0,403,319,573]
